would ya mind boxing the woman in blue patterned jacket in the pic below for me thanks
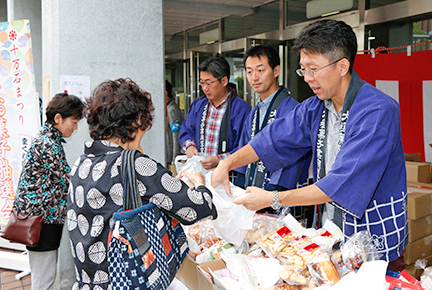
[13,93,84,290]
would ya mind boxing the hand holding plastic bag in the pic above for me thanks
[204,172,255,247]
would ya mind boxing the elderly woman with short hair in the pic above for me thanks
[67,78,217,290]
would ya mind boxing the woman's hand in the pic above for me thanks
[181,171,205,187]
[232,186,272,211]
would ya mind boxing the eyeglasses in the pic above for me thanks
[199,79,219,87]
[296,57,347,77]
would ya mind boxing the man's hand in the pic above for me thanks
[186,146,199,158]
[232,186,272,211]
[211,159,232,196]
[200,156,219,170]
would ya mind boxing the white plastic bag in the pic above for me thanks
[175,154,212,176]
[204,172,255,247]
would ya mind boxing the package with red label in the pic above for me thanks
[257,226,296,257]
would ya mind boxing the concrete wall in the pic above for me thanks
[0,0,7,22]
[41,1,165,288]
[42,0,166,166]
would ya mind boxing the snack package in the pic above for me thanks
[245,214,278,245]
[279,264,308,286]
[187,219,221,256]
[340,230,381,271]
[307,250,341,286]
[277,253,307,270]
[196,241,249,263]
[257,226,296,257]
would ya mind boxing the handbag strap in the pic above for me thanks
[121,149,143,210]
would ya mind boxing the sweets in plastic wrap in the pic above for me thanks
[340,230,381,271]
[187,220,221,256]
[257,226,296,257]
[307,250,341,286]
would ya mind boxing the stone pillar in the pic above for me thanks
[41,1,165,288]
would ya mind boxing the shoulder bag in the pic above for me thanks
[1,194,55,246]
[107,149,189,290]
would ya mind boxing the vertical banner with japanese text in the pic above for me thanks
[0,20,41,223]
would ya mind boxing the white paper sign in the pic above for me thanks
[60,75,91,100]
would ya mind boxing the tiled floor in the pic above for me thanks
[0,248,30,290]
[0,268,30,290]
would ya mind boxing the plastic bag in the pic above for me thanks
[175,154,212,176]
[340,230,381,271]
[415,259,432,290]
[307,249,341,286]
[204,172,255,247]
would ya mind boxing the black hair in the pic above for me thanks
[198,56,230,81]
[292,19,357,73]
[86,78,154,143]
[244,45,280,70]
[45,93,84,124]
[166,80,173,99]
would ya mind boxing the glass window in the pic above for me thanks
[286,0,358,27]
[366,0,404,9]
[223,1,279,42]
[187,22,219,50]
[165,33,184,55]
[0,0,6,22]
[366,17,432,53]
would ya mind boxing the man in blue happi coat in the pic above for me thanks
[234,45,311,218]
[179,56,250,170]
[212,20,408,269]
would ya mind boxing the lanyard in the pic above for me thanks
[244,87,288,188]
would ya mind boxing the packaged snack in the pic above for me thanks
[340,230,381,271]
[279,264,308,286]
[307,250,341,286]
[278,254,307,270]
[258,226,296,257]
[188,220,221,254]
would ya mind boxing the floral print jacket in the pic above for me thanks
[13,123,70,224]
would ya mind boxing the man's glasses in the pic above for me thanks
[199,79,219,87]
[296,57,347,77]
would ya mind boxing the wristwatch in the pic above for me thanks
[270,190,282,210]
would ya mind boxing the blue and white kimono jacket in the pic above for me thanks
[235,86,311,190]
[249,71,408,262]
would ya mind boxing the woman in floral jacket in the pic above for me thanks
[13,93,84,290]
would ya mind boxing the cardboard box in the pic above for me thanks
[406,161,431,183]
[408,215,432,242]
[176,256,226,290]
[176,256,199,290]
[167,164,177,176]
[407,191,432,220]
[405,254,432,279]
[408,182,432,191]
[197,260,226,290]
[405,153,421,162]
[404,233,432,264]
